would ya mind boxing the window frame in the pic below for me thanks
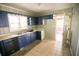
[8,13,28,32]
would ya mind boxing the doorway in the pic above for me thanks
[54,14,65,51]
[55,15,64,42]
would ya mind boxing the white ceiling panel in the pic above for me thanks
[2,3,75,12]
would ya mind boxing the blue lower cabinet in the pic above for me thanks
[30,32,36,42]
[18,35,27,48]
[0,37,19,56]
[35,31,41,40]
[25,32,36,44]
[29,33,33,43]
[28,32,36,43]
[24,35,29,44]
[18,32,36,48]
[25,32,31,44]
[0,32,37,56]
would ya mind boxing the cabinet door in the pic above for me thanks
[0,11,9,27]
[32,17,42,25]
[30,32,34,43]
[18,35,27,48]
[30,32,36,42]
[42,15,53,19]
[27,17,31,25]
[0,12,3,27]
[34,17,38,25]
[0,41,5,56]
[28,17,35,25]
[27,19,30,25]
[25,32,36,44]
[18,36,24,48]
[38,17,42,25]
[28,17,42,25]
[31,17,36,25]
[25,32,31,44]
[0,37,19,56]
[36,31,41,40]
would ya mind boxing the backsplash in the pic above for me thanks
[0,27,9,35]
[31,25,44,31]
[31,19,55,40]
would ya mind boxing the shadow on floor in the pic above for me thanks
[11,40,41,56]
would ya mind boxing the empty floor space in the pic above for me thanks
[11,40,70,56]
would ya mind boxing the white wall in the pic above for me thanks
[71,4,79,56]
[43,19,55,40]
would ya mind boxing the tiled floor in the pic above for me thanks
[11,40,71,56]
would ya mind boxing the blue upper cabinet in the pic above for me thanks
[0,12,3,27]
[0,11,9,27]
[38,17,42,25]
[28,16,43,25]
[27,15,53,25]
[42,15,53,20]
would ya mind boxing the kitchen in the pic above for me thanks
[0,3,79,56]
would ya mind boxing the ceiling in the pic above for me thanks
[2,3,75,13]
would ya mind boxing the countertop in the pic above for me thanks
[0,30,42,41]
[0,35,19,41]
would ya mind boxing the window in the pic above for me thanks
[8,13,28,32]
[19,15,28,29]
[8,14,20,32]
